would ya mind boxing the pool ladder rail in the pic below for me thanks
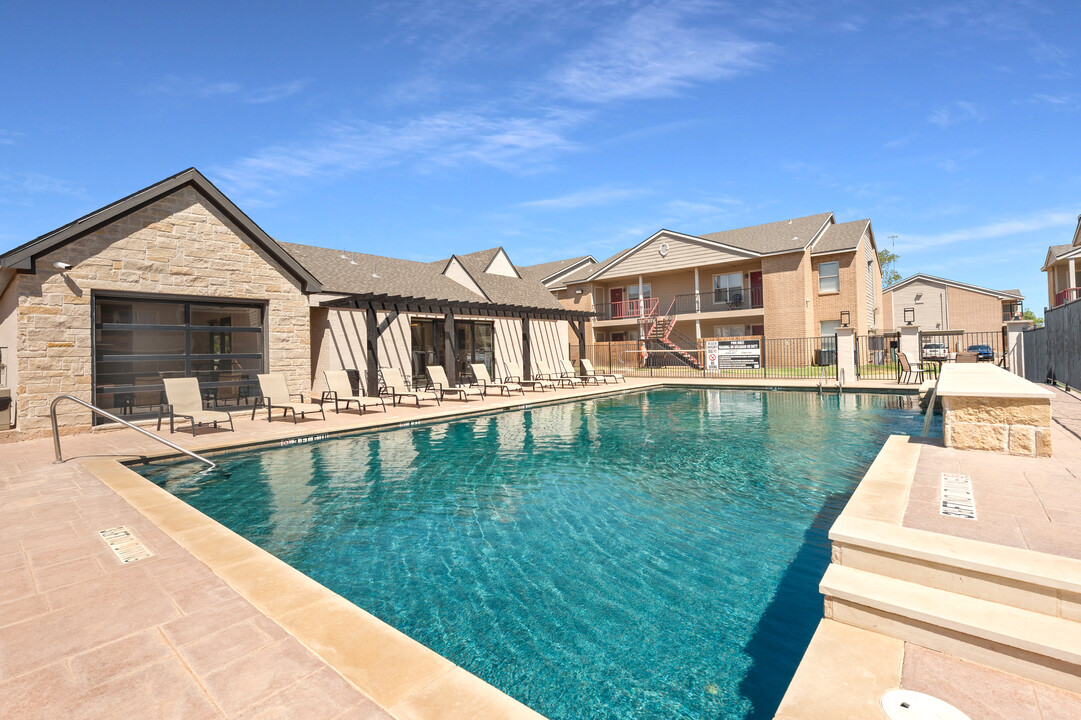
[50,395,217,469]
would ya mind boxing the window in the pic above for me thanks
[713,324,746,338]
[93,296,265,423]
[712,273,743,306]
[627,283,652,315]
[627,283,652,300]
[454,321,494,382]
[819,262,840,293]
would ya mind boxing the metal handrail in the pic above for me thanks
[921,376,941,437]
[50,395,216,469]
[837,367,845,394]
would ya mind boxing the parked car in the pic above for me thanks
[967,344,994,361]
[921,343,947,360]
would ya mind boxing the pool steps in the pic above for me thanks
[817,435,1081,695]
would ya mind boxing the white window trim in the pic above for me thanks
[627,283,652,299]
[819,261,840,294]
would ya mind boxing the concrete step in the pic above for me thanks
[830,516,1081,620]
[821,563,1081,693]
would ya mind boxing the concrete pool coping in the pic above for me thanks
[5,377,921,719]
[776,421,1081,718]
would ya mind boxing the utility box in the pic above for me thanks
[0,388,11,430]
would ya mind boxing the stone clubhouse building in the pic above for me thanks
[0,168,588,438]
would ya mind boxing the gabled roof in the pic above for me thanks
[883,273,1023,300]
[0,168,321,292]
[519,255,596,286]
[283,242,564,311]
[558,213,839,285]
[1043,243,1081,270]
[810,219,871,255]
[699,212,834,255]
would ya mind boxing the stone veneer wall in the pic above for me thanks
[15,187,311,437]
[941,396,1052,458]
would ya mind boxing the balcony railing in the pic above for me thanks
[594,297,659,321]
[1054,288,1081,307]
[1002,302,1024,322]
[669,288,763,315]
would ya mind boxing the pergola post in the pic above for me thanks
[365,302,379,396]
[522,316,532,380]
[444,310,458,384]
[570,319,586,371]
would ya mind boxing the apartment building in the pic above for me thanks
[882,275,1024,333]
[1042,213,1081,308]
[528,213,883,346]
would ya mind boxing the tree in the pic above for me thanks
[1022,309,1044,327]
[878,249,901,288]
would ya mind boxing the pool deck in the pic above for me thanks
[776,386,1081,720]
[2,376,913,720]
[0,375,930,720]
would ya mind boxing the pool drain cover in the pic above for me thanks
[881,689,970,720]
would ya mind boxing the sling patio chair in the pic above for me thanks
[581,358,625,384]
[379,367,441,407]
[503,360,555,392]
[536,359,583,388]
[253,373,326,423]
[157,377,235,436]
[426,365,485,402]
[322,370,386,414]
[470,363,524,396]
[560,358,601,385]
[897,352,931,385]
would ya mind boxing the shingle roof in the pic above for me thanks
[557,213,837,285]
[282,242,563,310]
[519,255,595,282]
[1048,244,1075,260]
[883,273,1023,300]
[699,212,834,254]
[811,219,870,255]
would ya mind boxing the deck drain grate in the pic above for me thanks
[940,473,977,520]
[99,526,154,563]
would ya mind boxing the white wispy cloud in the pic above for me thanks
[147,76,306,104]
[896,210,1076,252]
[0,171,85,199]
[0,129,22,146]
[927,101,985,127]
[216,108,583,195]
[1026,93,1079,110]
[548,2,769,103]
[517,186,647,210]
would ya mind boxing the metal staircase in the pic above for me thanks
[641,302,703,370]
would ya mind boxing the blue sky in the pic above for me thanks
[1,1,1078,311]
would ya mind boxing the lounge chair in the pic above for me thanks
[379,367,441,406]
[322,370,386,414]
[536,359,582,388]
[581,358,625,384]
[560,358,600,385]
[470,363,524,396]
[504,361,555,392]
[897,352,931,384]
[426,365,485,402]
[157,377,235,436]
[253,373,326,423]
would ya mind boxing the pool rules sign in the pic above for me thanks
[706,339,761,369]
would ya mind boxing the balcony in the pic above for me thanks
[593,297,659,321]
[669,288,763,315]
[594,289,763,322]
[1054,288,1081,307]
[1002,301,1024,322]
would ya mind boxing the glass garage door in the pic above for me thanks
[93,296,265,423]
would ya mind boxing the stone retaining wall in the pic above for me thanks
[942,396,1052,458]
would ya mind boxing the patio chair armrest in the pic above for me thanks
[321,390,338,402]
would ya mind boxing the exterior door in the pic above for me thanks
[749,271,763,308]
[610,287,624,318]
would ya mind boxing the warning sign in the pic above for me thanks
[706,339,761,369]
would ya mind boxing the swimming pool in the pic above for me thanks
[140,388,931,719]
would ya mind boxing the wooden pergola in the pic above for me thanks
[317,293,594,395]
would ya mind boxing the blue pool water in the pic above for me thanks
[140,389,931,719]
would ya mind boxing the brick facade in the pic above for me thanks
[13,187,311,436]
[762,251,815,339]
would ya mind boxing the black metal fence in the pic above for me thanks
[919,330,1007,367]
[667,288,764,315]
[571,335,837,380]
[854,333,900,380]
[1023,298,1081,389]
